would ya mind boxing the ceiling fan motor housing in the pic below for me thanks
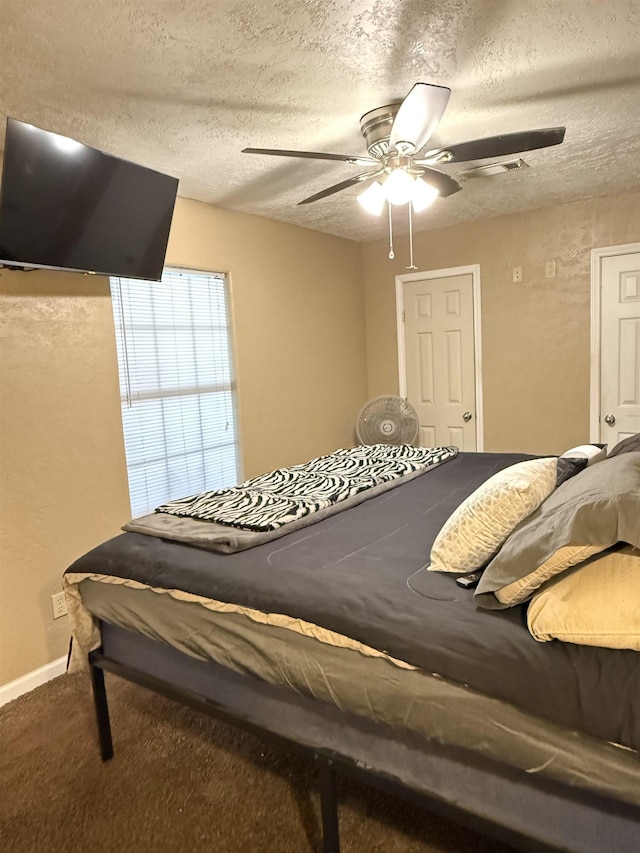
[359,103,401,159]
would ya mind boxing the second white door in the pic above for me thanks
[401,271,478,450]
[600,251,640,445]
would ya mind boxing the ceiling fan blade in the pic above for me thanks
[431,127,566,163]
[389,83,451,155]
[418,168,462,198]
[298,170,383,205]
[242,147,377,166]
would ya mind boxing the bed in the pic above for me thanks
[64,445,640,853]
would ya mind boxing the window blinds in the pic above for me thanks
[110,268,239,518]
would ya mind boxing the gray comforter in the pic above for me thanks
[66,451,640,752]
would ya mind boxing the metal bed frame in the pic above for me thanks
[87,622,640,853]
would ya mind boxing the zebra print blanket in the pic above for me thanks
[156,444,457,532]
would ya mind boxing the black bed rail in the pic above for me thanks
[87,647,571,853]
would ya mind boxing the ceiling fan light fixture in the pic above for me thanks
[411,176,439,212]
[357,180,386,216]
[384,167,415,205]
[241,84,566,269]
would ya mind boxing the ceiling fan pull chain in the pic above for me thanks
[406,203,417,270]
[388,203,394,259]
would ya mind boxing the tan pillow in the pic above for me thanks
[527,545,640,650]
[428,457,557,573]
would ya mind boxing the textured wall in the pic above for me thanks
[362,190,640,455]
[0,274,131,683]
[0,199,367,685]
[166,198,368,477]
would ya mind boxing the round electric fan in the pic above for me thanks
[356,395,419,446]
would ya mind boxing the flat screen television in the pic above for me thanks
[0,117,179,281]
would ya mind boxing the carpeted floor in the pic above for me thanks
[0,672,515,852]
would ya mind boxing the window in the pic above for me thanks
[110,268,239,518]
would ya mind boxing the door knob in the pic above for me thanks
[463,411,473,422]
[604,414,616,426]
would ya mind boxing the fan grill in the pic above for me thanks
[356,395,419,446]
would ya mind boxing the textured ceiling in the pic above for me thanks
[1,0,639,242]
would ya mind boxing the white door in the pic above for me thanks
[600,251,640,445]
[400,270,479,450]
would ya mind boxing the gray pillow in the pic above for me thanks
[608,433,640,458]
[555,456,588,486]
[475,452,640,609]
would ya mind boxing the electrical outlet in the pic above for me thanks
[545,260,556,278]
[51,591,68,619]
[512,266,522,283]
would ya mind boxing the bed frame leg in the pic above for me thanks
[89,663,114,762]
[317,756,340,853]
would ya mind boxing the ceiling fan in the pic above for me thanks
[242,83,565,265]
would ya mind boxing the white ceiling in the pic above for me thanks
[1,0,639,242]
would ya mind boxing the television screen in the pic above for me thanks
[0,118,179,281]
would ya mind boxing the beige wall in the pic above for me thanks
[362,190,640,455]
[0,197,367,685]
[0,274,131,683]
[166,199,367,477]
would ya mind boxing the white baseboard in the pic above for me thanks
[0,656,67,708]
